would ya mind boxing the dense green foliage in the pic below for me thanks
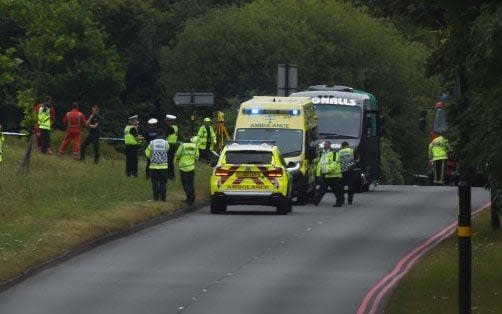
[161,0,439,180]
[1,0,446,182]
[357,0,502,190]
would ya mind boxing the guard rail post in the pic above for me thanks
[491,189,500,229]
[458,180,471,314]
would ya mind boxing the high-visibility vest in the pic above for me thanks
[124,125,139,145]
[38,107,51,130]
[429,136,450,161]
[337,147,354,172]
[167,125,178,144]
[315,151,342,178]
[0,134,4,162]
[197,125,216,150]
[145,139,169,169]
[175,142,199,172]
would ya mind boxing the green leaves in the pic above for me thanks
[1,0,125,103]
[160,0,438,181]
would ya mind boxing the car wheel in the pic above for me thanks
[210,200,227,214]
[276,198,292,215]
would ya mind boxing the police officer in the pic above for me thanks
[165,114,179,180]
[313,141,343,207]
[38,99,52,154]
[175,133,199,205]
[81,105,101,164]
[124,115,143,177]
[429,133,450,184]
[197,117,216,164]
[145,133,169,201]
[338,141,355,205]
[144,118,161,178]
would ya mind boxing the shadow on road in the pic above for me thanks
[223,210,281,216]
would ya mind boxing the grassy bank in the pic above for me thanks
[387,209,502,313]
[0,135,211,285]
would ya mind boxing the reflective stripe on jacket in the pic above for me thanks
[429,136,450,161]
[175,142,199,172]
[197,125,216,150]
[38,107,51,130]
[315,151,342,178]
[145,139,169,169]
[337,147,354,172]
[124,125,139,145]
[167,125,178,144]
[64,109,86,131]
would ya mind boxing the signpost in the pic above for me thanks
[277,64,298,96]
[173,93,214,134]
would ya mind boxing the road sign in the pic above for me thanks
[173,93,214,107]
[277,64,298,96]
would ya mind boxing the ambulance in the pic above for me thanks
[233,96,318,204]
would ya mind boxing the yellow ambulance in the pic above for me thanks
[233,96,318,204]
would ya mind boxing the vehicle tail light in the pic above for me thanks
[215,167,230,176]
[266,168,283,177]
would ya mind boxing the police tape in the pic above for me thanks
[1,132,28,136]
[99,137,125,141]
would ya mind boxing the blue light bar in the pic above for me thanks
[242,109,301,115]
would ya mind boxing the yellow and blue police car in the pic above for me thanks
[210,141,294,214]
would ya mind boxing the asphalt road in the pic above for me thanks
[0,185,490,314]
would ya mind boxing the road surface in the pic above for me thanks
[0,185,490,314]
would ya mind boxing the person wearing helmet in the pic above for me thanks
[196,117,216,163]
[144,118,162,178]
[124,115,144,177]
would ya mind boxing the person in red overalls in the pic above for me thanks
[59,102,87,159]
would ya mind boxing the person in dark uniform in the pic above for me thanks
[124,115,143,177]
[144,118,162,178]
[80,105,101,163]
[165,114,179,180]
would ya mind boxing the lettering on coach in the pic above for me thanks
[311,97,357,106]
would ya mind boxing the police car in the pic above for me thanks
[210,141,294,214]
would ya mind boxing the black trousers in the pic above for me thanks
[150,169,168,201]
[125,145,138,176]
[81,134,100,163]
[167,143,178,179]
[433,159,446,184]
[314,176,343,206]
[342,170,355,202]
[180,170,195,203]
[40,129,50,153]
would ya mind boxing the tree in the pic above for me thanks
[1,0,125,104]
[160,0,439,180]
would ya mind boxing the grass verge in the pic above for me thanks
[0,135,211,286]
[387,209,502,314]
